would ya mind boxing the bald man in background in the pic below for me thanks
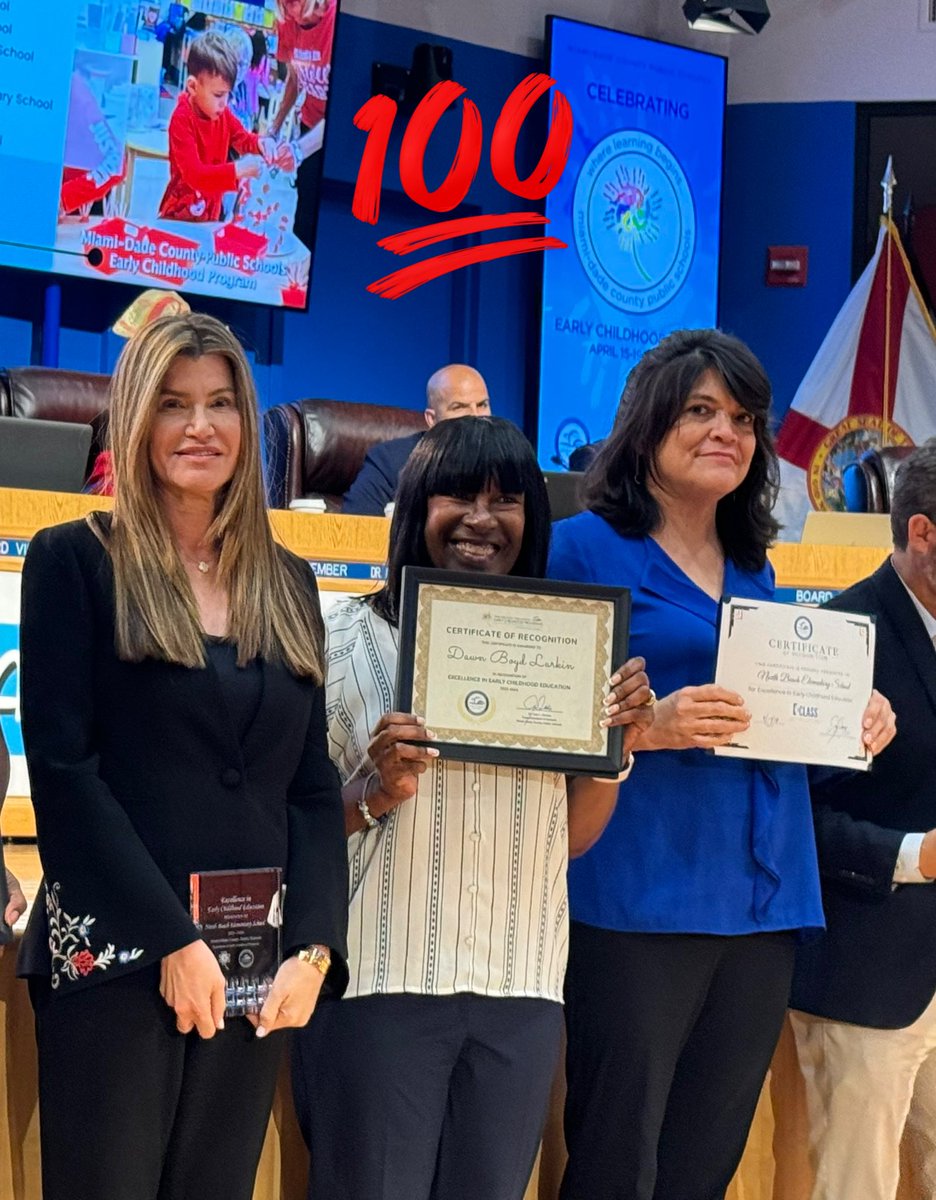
[342,364,491,516]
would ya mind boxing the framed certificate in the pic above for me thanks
[396,568,631,776]
[713,597,876,771]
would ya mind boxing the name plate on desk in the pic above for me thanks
[190,868,282,1016]
[713,597,875,771]
[395,568,631,776]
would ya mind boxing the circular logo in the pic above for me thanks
[464,690,490,718]
[553,418,590,469]
[238,949,255,970]
[808,415,913,511]
[794,615,813,641]
[573,130,696,315]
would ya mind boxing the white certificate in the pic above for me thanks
[712,598,875,771]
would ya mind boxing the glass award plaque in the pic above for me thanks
[190,867,283,1017]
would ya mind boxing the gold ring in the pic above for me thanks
[641,688,657,708]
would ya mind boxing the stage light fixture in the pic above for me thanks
[682,0,770,34]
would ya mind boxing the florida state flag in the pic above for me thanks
[774,216,936,538]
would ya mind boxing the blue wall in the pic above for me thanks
[719,101,857,423]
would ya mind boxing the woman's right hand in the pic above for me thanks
[366,712,439,815]
[160,939,227,1038]
[638,684,751,751]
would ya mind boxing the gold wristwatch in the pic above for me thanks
[295,944,331,976]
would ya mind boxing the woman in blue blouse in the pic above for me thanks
[548,329,896,1200]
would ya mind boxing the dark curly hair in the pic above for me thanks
[582,328,780,571]
[370,417,551,626]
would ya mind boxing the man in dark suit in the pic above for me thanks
[342,363,490,515]
[789,442,936,1200]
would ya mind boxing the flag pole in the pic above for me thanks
[881,156,897,448]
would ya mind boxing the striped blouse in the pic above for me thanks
[325,598,570,1002]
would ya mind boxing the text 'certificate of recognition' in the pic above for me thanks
[712,598,875,771]
[396,568,631,776]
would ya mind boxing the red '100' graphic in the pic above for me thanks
[351,73,573,298]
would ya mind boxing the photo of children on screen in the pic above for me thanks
[159,29,293,221]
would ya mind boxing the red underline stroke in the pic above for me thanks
[367,236,566,300]
[378,212,548,255]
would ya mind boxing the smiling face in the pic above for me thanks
[148,353,242,503]
[651,368,757,506]
[423,481,525,575]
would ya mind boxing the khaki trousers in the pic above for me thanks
[787,991,936,1200]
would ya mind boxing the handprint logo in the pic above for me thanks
[574,131,695,315]
[603,167,662,283]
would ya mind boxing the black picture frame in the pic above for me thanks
[395,567,631,776]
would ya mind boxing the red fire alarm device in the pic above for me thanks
[766,245,808,287]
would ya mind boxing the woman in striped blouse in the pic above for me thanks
[293,416,654,1200]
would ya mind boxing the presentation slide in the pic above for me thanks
[538,17,726,470]
[0,0,337,310]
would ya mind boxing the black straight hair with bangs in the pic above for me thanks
[582,328,780,571]
[370,417,551,626]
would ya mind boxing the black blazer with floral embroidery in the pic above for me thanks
[16,516,348,997]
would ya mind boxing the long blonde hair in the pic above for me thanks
[102,312,324,680]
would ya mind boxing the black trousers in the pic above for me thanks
[560,923,796,1200]
[31,966,285,1200]
[293,992,564,1200]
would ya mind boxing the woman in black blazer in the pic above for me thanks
[18,312,348,1200]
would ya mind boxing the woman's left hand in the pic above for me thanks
[247,954,326,1037]
[0,868,27,955]
[861,689,897,756]
[601,657,655,754]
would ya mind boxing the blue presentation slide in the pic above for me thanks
[538,17,726,470]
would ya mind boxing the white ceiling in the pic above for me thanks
[345,0,936,105]
[344,0,728,64]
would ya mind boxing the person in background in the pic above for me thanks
[270,0,338,251]
[294,415,655,1200]
[0,726,27,949]
[342,364,492,516]
[786,442,936,1200]
[159,30,291,223]
[18,312,347,1200]
[246,31,272,126]
[547,328,896,1200]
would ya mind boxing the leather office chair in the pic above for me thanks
[0,367,110,477]
[264,399,426,510]
[842,446,917,513]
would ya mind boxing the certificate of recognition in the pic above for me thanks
[712,598,875,771]
[396,568,631,776]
